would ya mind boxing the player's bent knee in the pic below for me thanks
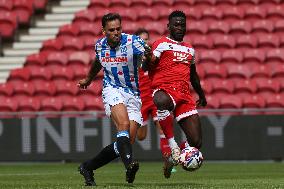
[137,134,146,141]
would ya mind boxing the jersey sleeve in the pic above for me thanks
[152,40,164,58]
[132,35,145,55]
[190,48,195,65]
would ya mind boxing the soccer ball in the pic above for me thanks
[179,146,204,171]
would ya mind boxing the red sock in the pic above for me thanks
[160,137,171,156]
[158,110,174,139]
[180,140,188,150]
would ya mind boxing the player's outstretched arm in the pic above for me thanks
[190,63,207,107]
[77,58,102,89]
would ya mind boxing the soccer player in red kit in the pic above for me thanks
[134,28,175,178]
[146,11,207,165]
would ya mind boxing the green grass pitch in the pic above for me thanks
[0,162,283,189]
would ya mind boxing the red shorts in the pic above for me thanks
[140,93,158,126]
[153,83,197,122]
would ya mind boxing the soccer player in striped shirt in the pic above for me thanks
[77,13,151,186]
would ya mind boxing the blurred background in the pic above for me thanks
[0,0,283,162]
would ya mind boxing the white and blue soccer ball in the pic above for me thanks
[179,146,204,171]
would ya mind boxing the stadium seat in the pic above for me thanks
[8,68,31,82]
[72,65,89,81]
[222,6,244,21]
[183,7,202,21]
[221,49,243,63]
[15,96,41,112]
[265,94,284,108]
[199,50,221,64]
[242,95,266,108]
[213,35,236,49]
[113,8,138,22]
[40,97,63,111]
[274,20,284,35]
[202,7,222,21]
[192,35,213,49]
[229,20,252,35]
[187,21,208,35]
[158,7,175,24]
[145,22,165,35]
[32,80,56,100]
[270,62,284,79]
[250,65,271,79]
[110,0,131,7]
[257,34,280,48]
[130,0,152,8]
[88,0,111,9]
[81,95,104,111]
[237,0,259,6]
[0,11,17,39]
[25,52,47,68]
[255,78,280,94]
[73,9,96,26]
[235,34,258,49]
[234,79,257,95]
[28,67,52,81]
[207,21,230,37]
[203,64,227,79]
[211,79,234,96]
[12,0,34,25]
[137,8,159,23]
[0,0,12,11]
[219,95,242,109]
[77,22,102,37]
[46,52,68,67]
[266,49,284,63]
[57,24,79,41]
[60,96,85,111]
[41,38,63,54]
[0,83,14,97]
[33,0,48,12]
[54,80,79,96]
[0,97,18,112]
[200,79,213,94]
[243,49,265,64]
[215,0,237,6]
[62,37,84,53]
[266,5,284,22]
[9,81,35,96]
[258,0,282,6]
[68,51,91,69]
[123,22,140,35]
[204,95,220,109]
[243,6,267,22]
[226,64,251,80]
[251,20,274,35]
[50,66,74,81]
[193,0,216,6]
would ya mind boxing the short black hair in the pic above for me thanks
[168,10,186,22]
[102,13,121,28]
[134,28,149,36]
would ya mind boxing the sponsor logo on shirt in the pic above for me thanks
[101,56,128,63]
[173,51,190,63]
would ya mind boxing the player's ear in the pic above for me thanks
[102,27,105,35]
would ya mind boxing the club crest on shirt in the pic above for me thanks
[120,45,127,55]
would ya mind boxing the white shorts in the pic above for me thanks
[102,85,143,126]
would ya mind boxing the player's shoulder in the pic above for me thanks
[95,37,106,49]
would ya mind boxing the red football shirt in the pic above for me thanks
[149,36,195,88]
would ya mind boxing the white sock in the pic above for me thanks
[168,137,179,150]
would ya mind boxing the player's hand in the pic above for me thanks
[144,44,152,58]
[77,78,92,89]
[196,96,207,107]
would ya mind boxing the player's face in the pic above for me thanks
[139,32,150,45]
[103,19,122,47]
[168,17,186,42]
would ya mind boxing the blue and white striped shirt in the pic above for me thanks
[95,33,145,95]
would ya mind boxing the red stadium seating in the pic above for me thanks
[28,67,52,81]
[15,96,41,112]
[88,0,111,9]
[211,79,234,95]
[12,0,34,25]
[242,95,266,108]
[145,22,165,35]
[266,4,284,22]
[265,94,284,108]
[251,20,274,36]
[77,22,102,37]
[68,51,91,69]
[41,38,63,54]
[187,21,208,35]
[194,0,216,6]
[0,97,18,112]
[192,35,213,49]
[200,79,213,94]
[54,80,79,96]
[202,7,222,21]
[32,80,56,100]
[203,64,227,79]
[57,24,79,41]
[199,50,221,64]
[62,37,84,53]
[250,65,271,79]
[50,66,74,81]
[130,0,152,8]
[222,6,244,21]
[207,21,230,37]
[205,95,220,109]
[33,0,48,11]
[266,49,284,63]
[0,83,14,97]
[137,8,159,23]
[40,97,63,111]
[215,0,237,6]
[46,52,68,67]
[219,95,242,109]
[226,64,251,80]
[60,96,85,111]
[0,11,17,39]
[235,35,258,48]
[213,35,236,49]
[72,65,89,81]
[243,6,267,22]
[234,79,257,95]
[229,20,252,36]
[270,62,284,79]
[110,0,131,8]
[8,68,31,82]
[221,49,243,63]
[0,0,12,11]
[243,49,265,64]
[9,81,35,97]
[81,95,104,111]
[73,9,96,26]
[257,34,280,48]
[25,52,47,68]
[255,78,280,94]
